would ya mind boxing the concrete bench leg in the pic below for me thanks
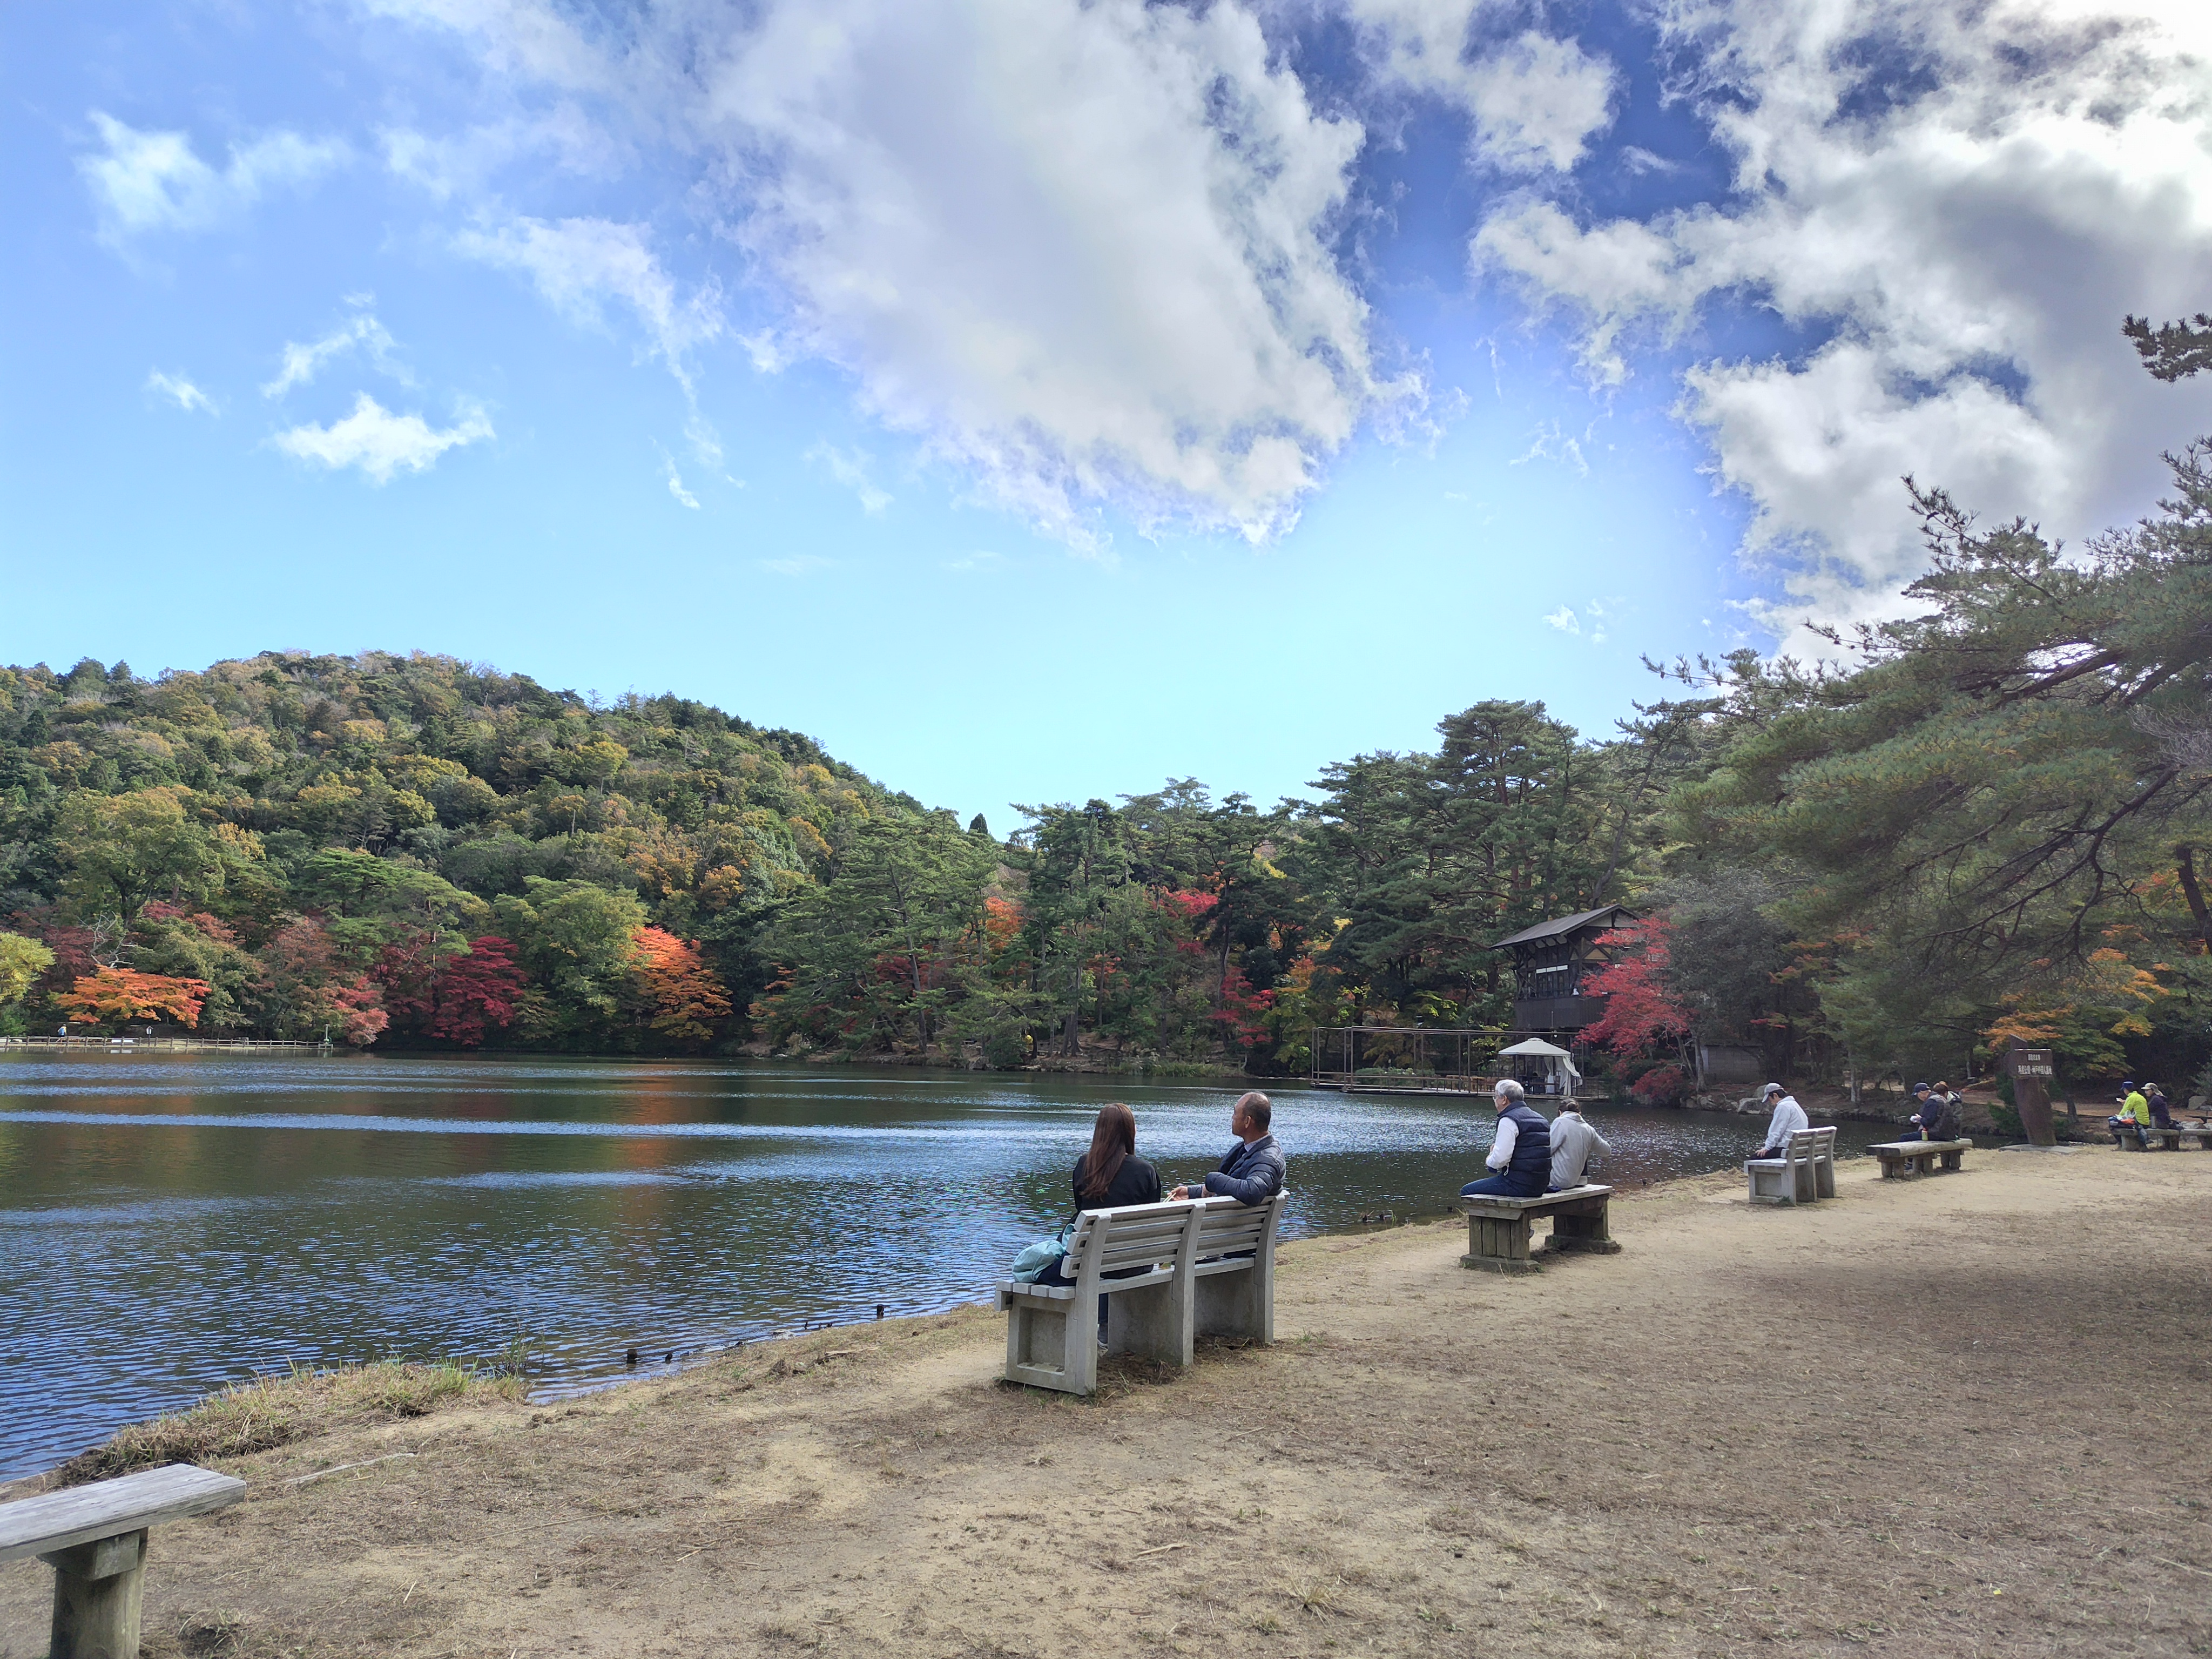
[1193,1268,1269,1342]
[1462,1213,1539,1274]
[1106,1278,1194,1368]
[1543,1199,1621,1256]
[1939,1149,1964,1171]
[42,1529,148,1659]
[1005,1297,1096,1394]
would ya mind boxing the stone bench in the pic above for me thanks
[1871,1137,1971,1178]
[997,1192,1285,1394]
[1460,1184,1617,1274]
[1746,1126,1838,1205]
[0,1462,245,1659]
[2117,1124,2212,1150]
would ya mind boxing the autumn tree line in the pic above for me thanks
[2,321,2207,1102]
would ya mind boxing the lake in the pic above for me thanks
[0,1051,1901,1479]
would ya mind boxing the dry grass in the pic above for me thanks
[57,1361,520,1486]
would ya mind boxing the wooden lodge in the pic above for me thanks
[1493,903,1634,1034]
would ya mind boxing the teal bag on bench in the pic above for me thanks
[1010,1215,1076,1283]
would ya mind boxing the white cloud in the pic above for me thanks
[456,216,723,393]
[807,444,892,515]
[263,306,409,397]
[271,393,493,482]
[1474,0,2212,648]
[78,112,344,241]
[1544,605,1579,633]
[395,0,1405,544]
[146,371,217,415]
[663,453,701,509]
[1347,4,1618,173]
[759,555,835,575]
[1510,420,1589,475]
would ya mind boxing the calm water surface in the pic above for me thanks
[0,1052,1899,1478]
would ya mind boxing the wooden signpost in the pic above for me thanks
[2006,1040,2056,1146]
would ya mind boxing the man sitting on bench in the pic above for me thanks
[1547,1101,1611,1191]
[1462,1080,1551,1199]
[1750,1082,1808,1160]
[1908,1081,1961,1142]
[1171,1091,1285,1206]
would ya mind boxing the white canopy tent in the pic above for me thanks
[1494,1037,1582,1096]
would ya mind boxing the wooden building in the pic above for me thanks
[1492,903,1635,1034]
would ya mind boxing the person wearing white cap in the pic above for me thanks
[1750,1082,1808,1159]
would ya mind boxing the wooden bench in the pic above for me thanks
[1460,1184,1617,1274]
[1871,1137,1971,1178]
[0,1462,245,1659]
[997,1193,1285,1394]
[1745,1126,1838,1205]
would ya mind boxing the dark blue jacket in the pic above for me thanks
[1500,1103,1551,1188]
[1202,1133,1285,1205]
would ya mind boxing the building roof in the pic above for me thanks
[1491,903,1635,950]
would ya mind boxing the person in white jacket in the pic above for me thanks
[1750,1083,1808,1158]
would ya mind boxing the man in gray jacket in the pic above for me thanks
[1547,1104,1613,1190]
[1171,1091,1285,1205]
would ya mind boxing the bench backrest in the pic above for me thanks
[1061,1201,1199,1279]
[1191,1190,1287,1257]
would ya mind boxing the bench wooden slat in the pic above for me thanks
[0,1465,246,1564]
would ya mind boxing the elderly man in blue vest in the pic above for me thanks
[1462,1079,1552,1199]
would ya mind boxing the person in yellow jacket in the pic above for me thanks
[2109,1081,2151,1149]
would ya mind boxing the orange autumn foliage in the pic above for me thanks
[630,926,731,1044]
[57,968,210,1028]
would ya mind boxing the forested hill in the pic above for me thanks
[0,652,925,1051]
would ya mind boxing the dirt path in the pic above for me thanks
[6,1148,2210,1658]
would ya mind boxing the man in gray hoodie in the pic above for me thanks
[1547,1104,1614,1190]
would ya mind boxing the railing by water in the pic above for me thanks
[0,1035,323,1052]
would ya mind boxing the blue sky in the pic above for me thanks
[5,0,2210,830]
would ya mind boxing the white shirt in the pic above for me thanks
[1486,1112,1520,1170]
[1548,1110,1613,1189]
[1762,1094,1808,1150]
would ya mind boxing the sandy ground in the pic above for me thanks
[6,1147,2210,1659]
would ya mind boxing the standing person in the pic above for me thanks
[1547,1102,1613,1191]
[1036,1103,1163,1344]
[1749,1083,1809,1160]
[1170,1091,1284,1206]
[1462,1080,1552,1199]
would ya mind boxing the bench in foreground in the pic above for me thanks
[1460,1184,1617,1274]
[1870,1137,1971,1178]
[0,1462,245,1659]
[997,1192,1285,1395]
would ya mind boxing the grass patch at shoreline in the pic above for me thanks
[58,1360,523,1487]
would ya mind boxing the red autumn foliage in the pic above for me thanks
[631,926,731,1045]
[259,916,388,1046]
[1209,964,1276,1049]
[1580,918,1694,1060]
[425,936,528,1047]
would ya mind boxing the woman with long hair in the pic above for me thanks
[1073,1101,1160,1210]
[1040,1103,1162,1344]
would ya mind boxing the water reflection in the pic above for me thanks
[1,1052,1899,1479]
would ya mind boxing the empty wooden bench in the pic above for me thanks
[1746,1126,1838,1205]
[0,1462,245,1659]
[1460,1184,1617,1274]
[997,1192,1286,1394]
[1871,1137,1971,1178]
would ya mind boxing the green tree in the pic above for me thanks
[56,787,221,919]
